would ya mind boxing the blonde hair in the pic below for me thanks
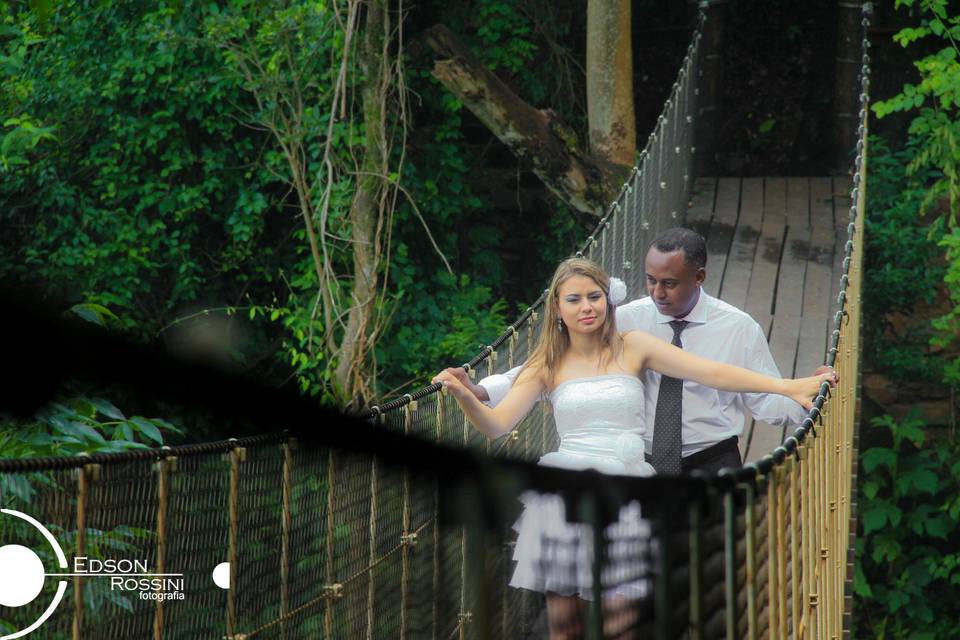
[526,257,622,390]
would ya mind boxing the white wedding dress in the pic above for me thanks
[509,374,655,601]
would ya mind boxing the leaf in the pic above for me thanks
[925,514,951,539]
[89,397,126,421]
[151,418,183,435]
[68,303,118,327]
[862,448,897,473]
[130,417,163,445]
[862,506,889,534]
[61,420,107,444]
[0,474,35,502]
[853,561,873,598]
[910,468,939,494]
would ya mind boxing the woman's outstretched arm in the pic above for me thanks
[624,331,833,410]
[431,366,545,439]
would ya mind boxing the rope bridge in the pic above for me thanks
[0,3,871,638]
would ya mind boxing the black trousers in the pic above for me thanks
[645,436,742,474]
[680,436,742,474]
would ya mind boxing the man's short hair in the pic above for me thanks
[649,227,707,270]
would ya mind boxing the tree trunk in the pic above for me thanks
[425,25,618,217]
[334,1,386,404]
[832,0,863,173]
[586,0,636,170]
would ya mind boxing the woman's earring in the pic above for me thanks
[557,318,563,331]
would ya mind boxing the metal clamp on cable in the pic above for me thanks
[715,466,738,492]
[809,406,823,427]
[828,346,839,367]
[772,446,788,465]
[783,436,801,461]
[737,462,761,487]
[483,345,496,364]
[323,583,344,599]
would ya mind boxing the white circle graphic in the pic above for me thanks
[1,509,69,640]
[0,545,45,607]
[212,562,230,589]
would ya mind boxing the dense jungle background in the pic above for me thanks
[2,0,960,637]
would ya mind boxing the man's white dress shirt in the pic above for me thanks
[478,290,807,457]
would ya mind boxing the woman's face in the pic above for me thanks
[556,274,607,335]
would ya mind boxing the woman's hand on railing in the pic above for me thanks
[787,370,837,410]
[813,365,840,386]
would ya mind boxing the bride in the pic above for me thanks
[432,258,830,639]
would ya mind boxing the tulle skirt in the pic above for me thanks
[508,451,654,601]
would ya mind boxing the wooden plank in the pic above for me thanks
[687,176,717,222]
[740,178,785,462]
[794,178,837,375]
[831,176,854,317]
[703,178,740,294]
[718,177,763,310]
[686,176,716,239]
[786,177,811,229]
[743,178,786,331]
[776,178,812,318]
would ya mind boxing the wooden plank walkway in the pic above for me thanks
[686,177,848,464]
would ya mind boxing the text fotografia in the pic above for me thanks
[69,557,185,601]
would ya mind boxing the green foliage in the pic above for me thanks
[854,412,960,638]
[0,397,182,465]
[0,3,293,333]
[873,0,960,395]
[862,136,945,384]
[0,0,587,404]
[932,227,960,387]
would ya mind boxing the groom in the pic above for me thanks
[447,227,834,474]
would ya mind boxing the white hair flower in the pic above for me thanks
[608,277,627,306]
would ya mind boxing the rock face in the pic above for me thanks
[863,373,954,426]
[863,286,957,428]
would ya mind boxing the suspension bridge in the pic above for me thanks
[0,3,870,639]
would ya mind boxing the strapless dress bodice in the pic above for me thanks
[539,374,652,477]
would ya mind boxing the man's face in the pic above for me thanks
[644,247,705,318]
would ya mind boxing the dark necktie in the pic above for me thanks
[651,320,689,474]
